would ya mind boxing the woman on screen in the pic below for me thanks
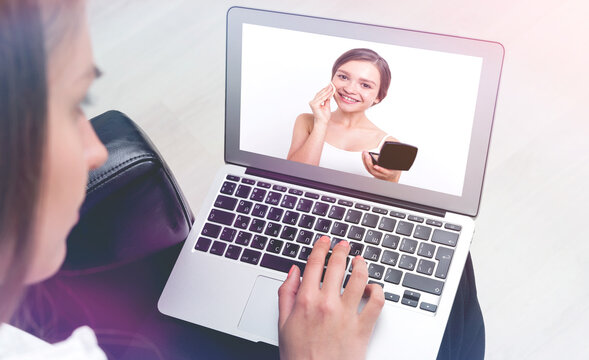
[287,48,402,183]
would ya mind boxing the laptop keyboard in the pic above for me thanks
[194,174,461,315]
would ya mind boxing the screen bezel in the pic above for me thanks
[225,6,504,217]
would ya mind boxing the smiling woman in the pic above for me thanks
[286,48,403,182]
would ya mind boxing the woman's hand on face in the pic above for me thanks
[362,151,402,183]
[278,236,385,360]
[309,83,335,126]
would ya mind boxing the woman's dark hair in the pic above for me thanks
[0,0,48,322]
[331,48,392,103]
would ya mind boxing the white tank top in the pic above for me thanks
[319,135,390,177]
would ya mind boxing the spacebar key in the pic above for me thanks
[261,254,306,275]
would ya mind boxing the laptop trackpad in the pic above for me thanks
[238,276,281,342]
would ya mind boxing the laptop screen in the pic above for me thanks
[225,7,503,216]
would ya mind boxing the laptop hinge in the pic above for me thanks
[245,168,447,218]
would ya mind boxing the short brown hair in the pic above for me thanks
[331,48,391,103]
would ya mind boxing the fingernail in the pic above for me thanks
[339,240,349,247]
[320,235,330,243]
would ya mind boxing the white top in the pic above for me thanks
[319,135,390,177]
[0,324,106,360]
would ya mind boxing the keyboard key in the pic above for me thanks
[298,214,316,229]
[240,248,261,265]
[361,213,379,228]
[364,230,383,245]
[372,207,388,215]
[328,205,346,220]
[267,239,284,254]
[417,259,436,276]
[210,241,227,256]
[201,223,221,238]
[296,229,314,245]
[251,203,268,217]
[368,280,384,288]
[220,181,236,195]
[265,191,282,206]
[225,245,242,260]
[426,219,443,227]
[280,226,298,241]
[249,218,266,233]
[298,246,312,261]
[241,178,255,185]
[363,246,382,262]
[250,235,267,250]
[355,203,370,211]
[236,200,253,214]
[347,226,365,241]
[420,302,438,312]
[403,272,444,295]
[235,184,252,198]
[381,250,399,266]
[390,211,406,219]
[289,188,303,195]
[260,253,306,275]
[305,192,320,199]
[296,198,313,213]
[267,207,284,221]
[435,246,454,279]
[382,234,400,249]
[220,228,237,242]
[282,243,300,258]
[312,202,330,216]
[399,238,418,254]
[282,210,299,225]
[235,231,252,246]
[226,175,240,181]
[368,263,385,280]
[257,181,271,188]
[314,218,332,232]
[396,221,414,236]
[432,229,459,247]
[444,223,462,231]
[399,255,417,271]
[234,215,250,229]
[338,199,353,207]
[280,195,298,209]
[384,268,403,284]
[344,209,362,224]
[250,188,266,202]
[417,242,436,258]
[321,196,336,203]
[378,217,396,232]
[195,237,212,252]
[414,225,432,240]
[208,209,235,226]
[214,195,237,211]
[349,242,364,256]
[272,185,287,192]
[401,290,420,307]
[265,222,281,237]
[408,215,424,223]
[330,222,348,237]
[385,292,400,302]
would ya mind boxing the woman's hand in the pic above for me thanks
[309,83,336,126]
[278,236,385,360]
[362,151,402,183]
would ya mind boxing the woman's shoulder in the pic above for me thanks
[295,113,314,131]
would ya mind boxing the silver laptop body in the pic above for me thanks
[159,7,503,359]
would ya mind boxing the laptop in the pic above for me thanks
[159,6,503,359]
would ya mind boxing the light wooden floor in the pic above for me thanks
[84,1,589,358]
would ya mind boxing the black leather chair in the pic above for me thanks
[14,110,484,359]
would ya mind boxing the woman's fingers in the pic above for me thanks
[342,256,369,308]
[359,283,385,326]
[299,235,331,293]
[278,264,302,329]
[321,240,350,294]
